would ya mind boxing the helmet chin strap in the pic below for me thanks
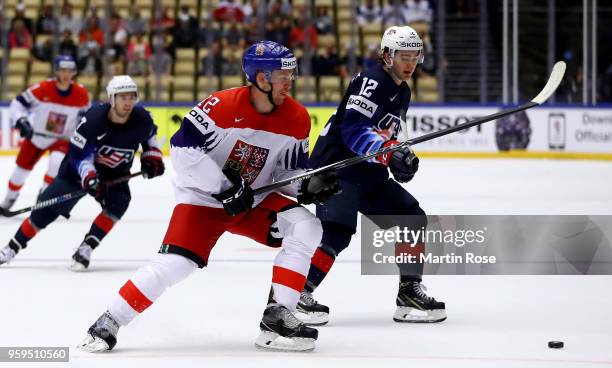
[253,78,278,113]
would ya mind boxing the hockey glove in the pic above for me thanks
[297,171,342,205]
[141,149,165,179]
[82,171,106,204]
[212,169,254,216]
[376,140,401,165]
[388,146,419,183]
[15,117,34,140]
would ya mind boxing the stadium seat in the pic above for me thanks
[220,75,244,90]
[197,76,220,97]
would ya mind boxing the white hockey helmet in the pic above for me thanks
[106,75,139,106]
[380,26,424,64]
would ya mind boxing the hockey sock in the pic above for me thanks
[85,212,118,249]
[5,166,31,201]
[11,218,39,251]
[397,242,425,283]
[109,253,197,326]
[304,245,336,293]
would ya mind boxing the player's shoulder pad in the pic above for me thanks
[28,80,53,99]
[131,105,154,122]
[280,96,310,139]
[72,83,91,105]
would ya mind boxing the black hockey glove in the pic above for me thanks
[15,117,33,140]
[212,169,254,216]
[140,149,165,179]
[388,146,419,183]
[82,171,107,204]
[297,171,342,205]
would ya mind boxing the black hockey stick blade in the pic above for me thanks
[253,61,566,196]
[0,171,144,217]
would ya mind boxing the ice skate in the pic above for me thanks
[78,311,120,352]
[256,303,318,352]
[295,291,329,326]
[393,281,446,323]
[71,243,93,271]
[0,240,20,266]
[0,196,17,215]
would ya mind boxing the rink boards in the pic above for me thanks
[1,104,611,160]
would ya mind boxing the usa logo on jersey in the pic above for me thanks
[224,140,269,185]
[95,145,135,168]
[375,113,401,139]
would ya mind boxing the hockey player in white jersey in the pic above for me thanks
[0,55,90,213]
[79,41,340,352]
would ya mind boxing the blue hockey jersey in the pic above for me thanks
[58,103,160,183]
[309,64,411,180]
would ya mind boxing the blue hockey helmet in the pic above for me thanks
[242,41,297,84]
[54,54,77,71]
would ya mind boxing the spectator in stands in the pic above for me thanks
[213,0,245,23]
[357,0,383,26]
[289,14,318,50]
[172,6,199,49]
[382,0,402,27]
[9,19,32,49]
[313,40,345,76]
[151,6,175,37]
[222,18,246,52]
[77,30,102,75]
[109,13,128,61]
[266,0,291,18]
[401,0,432,24]
[362,43,379,71]
[11,2,34,34]
[126,33,151,76]
[79,16,104,47]
[242,0,258,23]
[222,50,242,76]
[33,35,53,61]
[81,7,107,35]
[314,6,333,35]
[36,5,58,35]
[265,14,291,47]
[59,30,78,60]
[149,35,173,77]
[126,6,148,36]
[59,2,82,36]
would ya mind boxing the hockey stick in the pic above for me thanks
[33,131,71,140]
[0,171,144,218]
[253,61,566,195]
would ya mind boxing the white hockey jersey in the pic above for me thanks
[9,79,90,149]
[169,86,311,208]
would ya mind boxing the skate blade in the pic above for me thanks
[77,334,110,353]
[255,331,315,352]
[393,306,447,323]
[294,310,329,326]
[70,261,88,272]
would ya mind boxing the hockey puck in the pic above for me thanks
[548,341,564,349]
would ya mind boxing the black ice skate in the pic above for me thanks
[71,236,98,271]
[295,291,330,326]
[78,311,120,352]
[394,281,447,323]
[256,303,318,352]
[71,244,92,271]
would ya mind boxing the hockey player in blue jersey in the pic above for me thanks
[0,76,165,270]
[296,26,446,324]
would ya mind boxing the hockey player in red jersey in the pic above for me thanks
[0,55,90,212]
[79,41,340,352]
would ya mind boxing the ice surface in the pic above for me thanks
[1,156,611,367]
